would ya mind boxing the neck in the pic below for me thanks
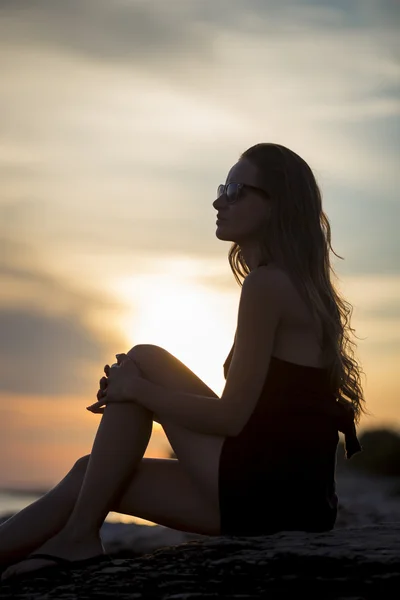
[240,243,273,272]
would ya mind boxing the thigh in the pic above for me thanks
[114,457,221,536]
[127,344,219,398]
[161,419,225,510]
[127,344,225,510]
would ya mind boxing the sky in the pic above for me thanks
[0,0,399,490]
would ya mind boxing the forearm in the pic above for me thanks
[134,378,234,437]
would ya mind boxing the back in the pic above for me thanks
[224,265,327,379]
[271,267,326,368]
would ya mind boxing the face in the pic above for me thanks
[213,158,271,244]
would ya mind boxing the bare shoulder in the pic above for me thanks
[243,265,293,296]
[240,264,301,335]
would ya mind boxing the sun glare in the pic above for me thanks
[112,265,238,399]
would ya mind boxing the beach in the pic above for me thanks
[2,468,400,556]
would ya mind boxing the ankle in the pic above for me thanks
[61,522,101,543]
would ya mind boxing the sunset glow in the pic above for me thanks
[112,263,239,398]
[0,0,398,495]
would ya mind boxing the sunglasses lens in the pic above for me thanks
[226,183,238,203]
[217,183,239,203]
[217,184,225,198]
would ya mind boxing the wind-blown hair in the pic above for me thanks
[228,143,368,424]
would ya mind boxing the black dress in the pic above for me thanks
[217,337,362,536]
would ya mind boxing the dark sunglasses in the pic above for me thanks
[217,182,269,205]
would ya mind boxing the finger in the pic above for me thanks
[96,388,107,401]
[104,364,111,376]
[116,353,129,366]
[88,407,104,414]
[87,400,104,411]
[122,353,143,375]
[99,376,108,390]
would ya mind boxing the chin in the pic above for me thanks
[215,229,233,241]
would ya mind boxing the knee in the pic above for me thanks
[73,454,90,474]
[127,344,165,375]
[127,344,161,360]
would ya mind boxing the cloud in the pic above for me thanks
[1,1,398,116]
[1,1,398,65]
[0,0,214,68]
[0,0,398,280]
[0,235,124,311]
[0,0,398,193]
[326,185,400,276]
[360,300,400,321]
[0,308,107,395]
[0,236,127,396]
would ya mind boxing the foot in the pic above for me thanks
[1,529,104,581]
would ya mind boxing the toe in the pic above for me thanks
[1,559,52,580]
[1,567,14,581]
[2,565,21,581]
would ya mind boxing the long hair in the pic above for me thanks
[228,142,368,424]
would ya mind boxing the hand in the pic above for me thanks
[88,363,112,414]
[87,353,143,414]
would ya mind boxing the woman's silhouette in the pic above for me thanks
[0,143,367,580]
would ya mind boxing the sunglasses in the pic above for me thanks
[217,182,269,205]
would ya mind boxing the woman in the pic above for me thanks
[0,142,367,581]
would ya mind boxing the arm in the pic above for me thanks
[133,266,285,437]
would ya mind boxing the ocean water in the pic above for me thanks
[0,491,43,518]
[0,490,154,526]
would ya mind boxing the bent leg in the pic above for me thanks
[114,457,221,536]
[127,345,225,509]
[0,457,89,565]
[1,402,153,577]
[65,401,153,537]
[1,452,220,569]
[1,343,221,576]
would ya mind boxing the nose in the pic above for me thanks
[213,193,228,210]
